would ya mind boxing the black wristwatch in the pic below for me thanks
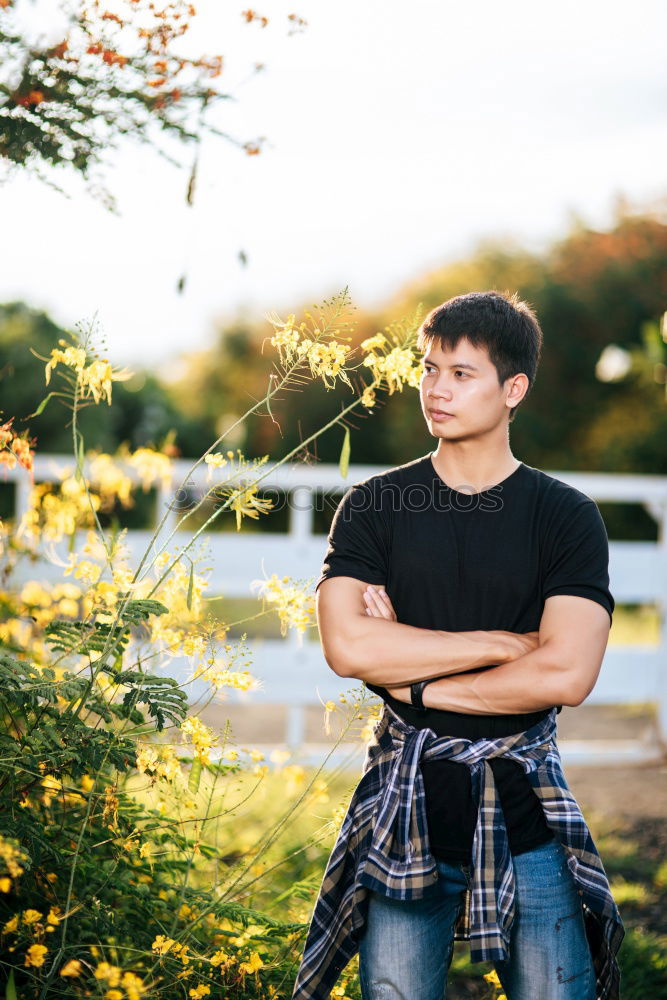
[410,680,431,713]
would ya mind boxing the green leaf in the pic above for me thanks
[186,563,194,612]
[75,433,85,482]
[339,426,350,479]
[6,967,17,1000]
[119,599,169,625]
[188,758,202,793]
[27,391,58,418]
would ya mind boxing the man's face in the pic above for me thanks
[419,336,514,440]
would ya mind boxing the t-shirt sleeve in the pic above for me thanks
[541,498,615,624]
[315,480,390,592]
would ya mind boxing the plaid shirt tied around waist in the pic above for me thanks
[292,702,624,1000]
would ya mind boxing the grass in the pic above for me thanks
[127,756,667,999]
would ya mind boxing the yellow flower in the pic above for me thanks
[0,878,11,892]
[46,907,62,925]
[152,934,175,955]
[3,915,19,933]
[360,386,376,408]
[121,970,146,1000]
[238,950,264,975]
[25,944,48,967]
[18,475,101,544]
[45,344,87,384]
[362,345,422,394]
[311,777,329,803]
[297,339,352,389]
[80,360,133,405]
[250,573,315,639]
[43,341,132,405]
[60,959,83,977]
[89,453,134,508]
[228,484,274,531]
[283,764,306,796]
[94,962,122,986]
[181,716,216,765]
[204,453,228,474]
[193,663,259,694]
[22,909,43,925]
[360,332,387,352]
[189,986,211,999]
[0,837,27,880]
[209,947,233,970]
[267,312,301,357]
[19,581,53,608]
[127,447,173,490]
[105,991,123,1000]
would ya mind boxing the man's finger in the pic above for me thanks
[365,588,390,618]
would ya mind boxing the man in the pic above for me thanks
[292,291,623,1000]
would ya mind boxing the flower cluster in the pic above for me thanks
[180,716,217,765]
[250,573,316,639]
[0,417,35,475]
[192,660,260,695]
[93,962,147,999]
[0,836,28,893]
[266,310,354,390]
[124,446,173,491]
[19,445,176,547]
[135,742,181,783]
[361,337,423,394]
[19,474,100,543]
[44,338,133,404]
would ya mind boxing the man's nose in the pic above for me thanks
[428,383,453,400]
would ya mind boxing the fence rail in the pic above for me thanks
[4,455,667,763]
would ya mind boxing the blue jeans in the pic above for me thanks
[358,838,596,1000]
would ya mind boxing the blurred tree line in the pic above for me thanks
[2,204,666,540]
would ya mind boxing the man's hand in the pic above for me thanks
[362,585,397,621]
[317,576,535,686]
[361,586,540,706]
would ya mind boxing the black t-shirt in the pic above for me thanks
[315,452,614,863]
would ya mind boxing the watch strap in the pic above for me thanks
[410,679,430,713]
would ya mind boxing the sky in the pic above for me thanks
[1,0,666,370]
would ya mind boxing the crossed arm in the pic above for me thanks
[316,576,612,713]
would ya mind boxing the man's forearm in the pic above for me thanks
[338,618,509,686]
[418,642,571,714]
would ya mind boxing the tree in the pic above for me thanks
[0,302,211,456]
[0,0,307,205]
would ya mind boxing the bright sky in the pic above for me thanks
[1,0,666,369]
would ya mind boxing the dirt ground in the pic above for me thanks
[563,760,667,820]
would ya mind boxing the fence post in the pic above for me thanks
[656,501,667,747]
[288,485,313,542]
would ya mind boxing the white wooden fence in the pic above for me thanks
[5,455,667,764]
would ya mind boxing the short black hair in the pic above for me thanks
[416,290,543,423]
